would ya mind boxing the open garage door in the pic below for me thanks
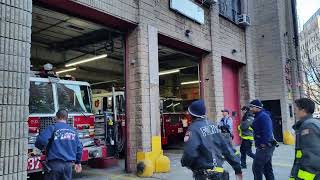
[28,5,126,177]
[158,45,200,148]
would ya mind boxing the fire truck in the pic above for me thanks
[27,69,107,175]
[92,91,192,152]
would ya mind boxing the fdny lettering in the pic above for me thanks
[200,125,220,137]
[54,129,76,140]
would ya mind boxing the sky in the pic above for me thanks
[297,0,320,31]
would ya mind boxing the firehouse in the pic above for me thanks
[0,0,300,179]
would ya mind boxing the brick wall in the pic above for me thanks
[0,0,32,179]
[219,18,246,63]
[73,0,138,23]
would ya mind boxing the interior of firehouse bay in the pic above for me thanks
[28,5,200,177]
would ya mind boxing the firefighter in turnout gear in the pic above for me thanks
[181,100,243,180]
[238,106,255,169]
[290,98,320,180]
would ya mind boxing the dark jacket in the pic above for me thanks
[181,118,242,174]
[290,116,320,179]
[238,111,254,140]
[252,110,273,147]
[35,122,83,164]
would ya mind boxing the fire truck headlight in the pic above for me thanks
[89,150,99,158]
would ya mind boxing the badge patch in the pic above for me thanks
[301,129,310,136]
[184,131,191,142]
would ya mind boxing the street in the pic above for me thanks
[74,144,294,180]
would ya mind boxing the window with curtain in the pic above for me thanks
[219,0,241,23]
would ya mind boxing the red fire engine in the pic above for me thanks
[27,67,107,175]
[92,91,192,153]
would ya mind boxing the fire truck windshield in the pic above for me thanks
[163,99,184,113]
[56,84,92,113]
[29,81,55,114]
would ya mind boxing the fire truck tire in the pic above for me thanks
[137,160,154,177]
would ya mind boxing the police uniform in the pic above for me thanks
[238,110,255,168]
[290,115,320,180]
[35,121,83,180]
[181,100,242,180]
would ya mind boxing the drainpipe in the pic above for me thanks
[291,0,304,98]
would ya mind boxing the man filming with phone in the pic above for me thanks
[35,109,83,180]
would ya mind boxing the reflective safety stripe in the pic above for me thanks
[289,178,294,180]
[297,169,316,180]
[235,150,240,155]
[208,167,224,173]
[249,127,253,131]
[296,150,302,159]
[242,136,254,140]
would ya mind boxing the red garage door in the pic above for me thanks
[222,59,241,145]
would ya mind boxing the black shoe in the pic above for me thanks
[241,165,247,169]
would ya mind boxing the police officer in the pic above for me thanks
[290,98,320,180]
[238,106,255,169]
[181,100,243,180]
[35,109,83,180]
[218,109,233,140]
[249,99,275,180]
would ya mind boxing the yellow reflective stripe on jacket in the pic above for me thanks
[242,135,254,140]
[207,167,224,173]
[213,167,224,173]
[238,125,241,131]
[297,169,316,180]
[289,178,294,180]
[296,150,302,159]
[249,127,253,131]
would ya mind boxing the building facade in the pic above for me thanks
[299,8,320,112]
[0,0,300,178]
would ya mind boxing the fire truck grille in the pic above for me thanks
[39,117,73,132]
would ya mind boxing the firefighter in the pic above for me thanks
[238,106,255,169]
[249,99,276,180]
[290,98,320,180]
[181,100,243,180]
[35,109,83,180]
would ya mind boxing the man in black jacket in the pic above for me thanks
[181,100,242,180]
[290,98,320,180]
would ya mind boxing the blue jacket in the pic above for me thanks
[181,118,242,174]
[252,110,274,147]
[35,122,83,164]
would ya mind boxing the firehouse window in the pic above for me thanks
[56,84,92,113]
[29,81,55,114]
[219,0,241,23]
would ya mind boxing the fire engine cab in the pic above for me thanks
[92,91,192,150]
[27,65,107,175]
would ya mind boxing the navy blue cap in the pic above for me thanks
[249,99,263,109]
[221,109,230,113]
[188,99,206,118]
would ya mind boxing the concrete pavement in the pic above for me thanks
[74,144,295,180]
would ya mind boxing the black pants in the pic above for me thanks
[240,140,255,167]
[193,171,229,180]
[44,160,73,180]
[252,146,275,180]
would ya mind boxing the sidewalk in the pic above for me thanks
[74,144,294,180]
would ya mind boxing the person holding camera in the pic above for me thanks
[218,109,233,141]
[35,109,83,180]
[249,100,276,180]
[238,106,255,169]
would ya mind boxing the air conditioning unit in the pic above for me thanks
[238,14,251,27]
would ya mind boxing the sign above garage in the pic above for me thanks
[170,0,205,24]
